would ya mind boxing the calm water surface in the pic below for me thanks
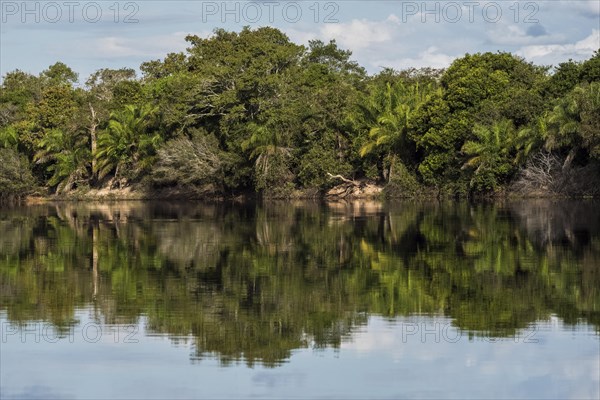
[1,200,598,399]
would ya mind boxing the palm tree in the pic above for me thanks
[0,126,18,149]
[34,128,90,193]
[241,123,292,191]
[548,90,581,170]
[579,81,600,159]
[95,104,160,188]
[462,119,515,192]
[514,112,550,165]
[547,82,600,168]
[357,81,434,181]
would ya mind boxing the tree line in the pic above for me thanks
[1,27,599,200]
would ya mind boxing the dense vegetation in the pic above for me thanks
[1,201,598,365]
[1,27,599,200]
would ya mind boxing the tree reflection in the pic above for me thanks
[1,200,598,366]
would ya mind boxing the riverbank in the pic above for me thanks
[21,184,594,205]
[22,181,386,204]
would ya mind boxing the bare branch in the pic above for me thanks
[326,173,359,186]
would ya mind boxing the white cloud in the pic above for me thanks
[317,14,402,50]
[285,27,318,46]
[87,31,210,59]
[517,29,599,63]
[338,316,600,399]
[373,46,456,70]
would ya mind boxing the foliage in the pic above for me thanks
[411,52,549,194]
[547,81,600,168]
[241,123,294,194]
[352,72,437,182]
[574,82,600,159]
[462,119,515,192]
[40,62,78,86]
[152,129,223,192]
[543,60,581,99]
[34,128,90,193]
[0,147,35,199]
[580,49,600,83]
[95,104,160,186]
[382,160,423,198]
[0,126,18,148]
[298,132,353,189]
[514,112,550,165]
[0,29,598,197]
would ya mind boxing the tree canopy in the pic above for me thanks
[1,28,598,199]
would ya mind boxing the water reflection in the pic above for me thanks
[1,200,598,366]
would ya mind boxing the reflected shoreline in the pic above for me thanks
[1,200,599,366]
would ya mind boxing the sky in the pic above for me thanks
[3,313,599,399]
[0,0,599,84]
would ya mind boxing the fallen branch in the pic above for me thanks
[326,173,359,186]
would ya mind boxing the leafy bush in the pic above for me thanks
[0,148,36,200]
[298,141,353,189]
[383,161,422,198]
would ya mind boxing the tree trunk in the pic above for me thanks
[562,147,578,171]
[89,103,98,176]
[92,224,98,300]
[388,153,395,183]
[114,165,120,189]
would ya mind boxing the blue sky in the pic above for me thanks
[0,1,599,83]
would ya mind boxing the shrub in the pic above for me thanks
[0,148,36,200]
[151,130,222,193]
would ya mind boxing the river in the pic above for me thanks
[1,200,598,399]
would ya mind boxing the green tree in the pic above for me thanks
[0,147,35,200]
[543,60,581,99]
[577,81,600,160]
[548,85,583,169]
[298,134,353,189]
[0,126,18,148]
[295,40,364,186]
[514,112,550,165]
[95,104,160,187]
[140,52,187,80]
[86,68,138,176]
[412,52,545,194]
[34,128,89,193]
[0,70,40,118]
[545,82,600,169]
[358,81,433,182]
[579,49,600,83]
[40,62,78,87]
[462,119,515,192]
[241,123,293,194]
